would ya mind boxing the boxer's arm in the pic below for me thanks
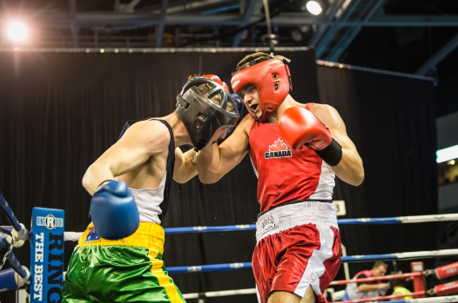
[311,104,364,186]
[82,121,169,195]
[173,148,198,184]
[197,115,252,184]
[358,283,380,292]
[358,283,390,292]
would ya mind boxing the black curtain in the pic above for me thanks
[0,51,437,302]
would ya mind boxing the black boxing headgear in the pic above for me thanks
[177,76,239,150]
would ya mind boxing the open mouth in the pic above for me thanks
[250,104,259,112]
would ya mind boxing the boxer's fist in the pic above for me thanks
[226,93,248,137]
[90,180,139,240]
[202,74,229,92]
[279,107,332,151]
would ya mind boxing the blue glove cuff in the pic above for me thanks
[90,181,140,240]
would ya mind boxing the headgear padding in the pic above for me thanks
[177,75,239,150]
[231,57,292,122]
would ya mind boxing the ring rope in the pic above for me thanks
[165,249,458,274]
[167,213,458,234]
[0,235,29,280]
[167,262,252,274]
[63,213,458,240]
[165,224,255,235]
[339,291,425,303]
[341,249,458,262]
[0,232,13,269]
[329,272,421,286]
[338,213,458,225]
[179,290,458,302]
[0,193,28,241]
[389,296,458,303]
[182,288,256,300]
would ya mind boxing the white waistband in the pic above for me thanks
[256,201,338,243]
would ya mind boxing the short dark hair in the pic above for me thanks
[391,278,407,287]
[373,261,388,269]
[234,52,272,74]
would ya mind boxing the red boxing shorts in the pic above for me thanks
[253,201,341,303]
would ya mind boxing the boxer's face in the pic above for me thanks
[238,84,261,119]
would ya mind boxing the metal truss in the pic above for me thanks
[5,0,458,73]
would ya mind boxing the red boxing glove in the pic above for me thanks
[279,107,342,166]
[279,107,332,151]
[202,74,230,92]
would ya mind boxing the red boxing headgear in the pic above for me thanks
[231,58,292,122]
[202,74,230,93]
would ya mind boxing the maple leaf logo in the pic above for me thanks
[269,138,289,152]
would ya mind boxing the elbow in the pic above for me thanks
[174,174,196,184]
[354,170,365,186]
[174,178,186,184]
[82,164,100,193]
[82,169,91,192]
[198,173,221,184]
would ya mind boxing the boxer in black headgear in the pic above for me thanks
[62,75,239,303]
[177,75,240,150]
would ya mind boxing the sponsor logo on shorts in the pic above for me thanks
[85,227,100,242]
[36,214,63,230]
[261,215,277,232]
[306,271,319,285]
[264,138,292,159]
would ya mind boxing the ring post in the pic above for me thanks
[30,207,65,303]
[411,261,426,298]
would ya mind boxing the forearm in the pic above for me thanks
[358,284,380,292]
[197,143,226,184]
[174,149,198,184]
[82,163,116,195]
[331,148,364,186]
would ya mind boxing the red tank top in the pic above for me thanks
[249,103,335,212]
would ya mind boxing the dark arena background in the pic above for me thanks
[1,1,458,303]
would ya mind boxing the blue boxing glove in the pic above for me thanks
[90,180,140,240]
[226,93,249,137]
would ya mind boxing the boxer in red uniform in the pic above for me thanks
[197,53,364,303]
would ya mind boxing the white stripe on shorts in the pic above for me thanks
[294,222,336,297]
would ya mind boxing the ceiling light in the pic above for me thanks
[437,145,458,163]
[305,1,323,15]
[8,22,27,42]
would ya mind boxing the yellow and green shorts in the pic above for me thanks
[62,222,185,303]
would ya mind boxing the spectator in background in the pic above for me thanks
[343,261,390,300]
[390,275,413,301]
